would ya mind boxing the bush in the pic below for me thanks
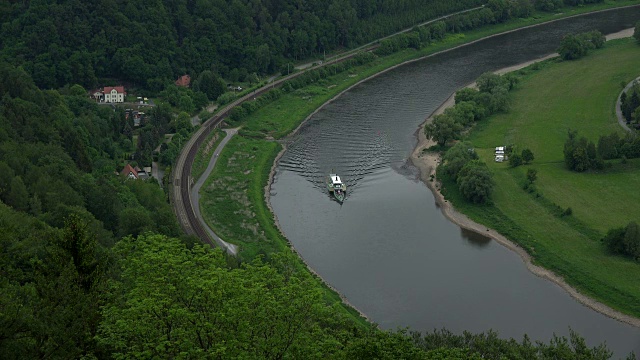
[603,222,640,260]
[521,148,534,164]
[526,168,537,182]
[509,153,523,167]
[217,92,236,105]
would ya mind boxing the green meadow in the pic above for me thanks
[452,38,640,317]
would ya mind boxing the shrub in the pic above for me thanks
[509,153,522,167]
[521,148,534,164]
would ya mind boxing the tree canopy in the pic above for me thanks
[0,0,485,90]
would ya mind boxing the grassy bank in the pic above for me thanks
[445,38,640,317]
[191,129,225,181]
[196,1,640,325]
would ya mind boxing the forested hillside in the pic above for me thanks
[0,0,484,90]
[0,0,630,358]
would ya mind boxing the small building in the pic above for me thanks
[103,86,126,103]
[120,164,139,180]
[135,166,149,180]
[91,90,103,101]
[175,74,191,87]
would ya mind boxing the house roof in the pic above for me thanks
[104,86,126,94]
[175,75,191,87]
[120,164,138,179]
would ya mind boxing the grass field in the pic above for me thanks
[450,38,640,317]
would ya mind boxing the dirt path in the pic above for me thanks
[409,30,640,328]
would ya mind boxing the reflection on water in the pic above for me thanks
[270,6,640,357]
[460,228,492,248]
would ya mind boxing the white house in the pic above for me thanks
[103,86,126,103]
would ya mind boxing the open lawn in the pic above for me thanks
[458,38,640,316]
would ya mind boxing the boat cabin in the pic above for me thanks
[329,174,344,189]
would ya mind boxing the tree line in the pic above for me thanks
[0,0,610,96]
[426,72,521,204]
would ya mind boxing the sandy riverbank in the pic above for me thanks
[409,30,640,328]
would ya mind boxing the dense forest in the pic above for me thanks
[0,0,484,91]
[1,0,631,358]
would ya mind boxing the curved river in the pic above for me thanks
[270,7,640,357]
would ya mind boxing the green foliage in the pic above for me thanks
[603,222,640,261]
[526,168,538,183]
[634,20,640,44]
[521,148,534,164]
[7,176,29,211]
[457,160,494,204]
[413,328,613,359]
[193,70,226,101]
[558,31,605,60]
[442,142,479,180]
[509,153,523,167]
[98,234,356,359]
[563,129,601,172]
[0,209,108,359]
[597,132,621,160]
[424,114,463,146]
[621,83,640,123]
[1,0,487,90]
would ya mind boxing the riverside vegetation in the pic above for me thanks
[434,37,640,319]
[3,0,640,358]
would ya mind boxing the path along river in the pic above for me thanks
[270,6,640,357]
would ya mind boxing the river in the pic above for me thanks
[270,7,640,357]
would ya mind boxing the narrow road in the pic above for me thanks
[190,129,239,255]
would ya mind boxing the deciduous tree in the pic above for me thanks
[457,160,494,204]
[424,114,463,147]
[521,148,534,164]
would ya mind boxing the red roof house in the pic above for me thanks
[103,86,126,103]
[120,164,138,180]
[175,75,191,87]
